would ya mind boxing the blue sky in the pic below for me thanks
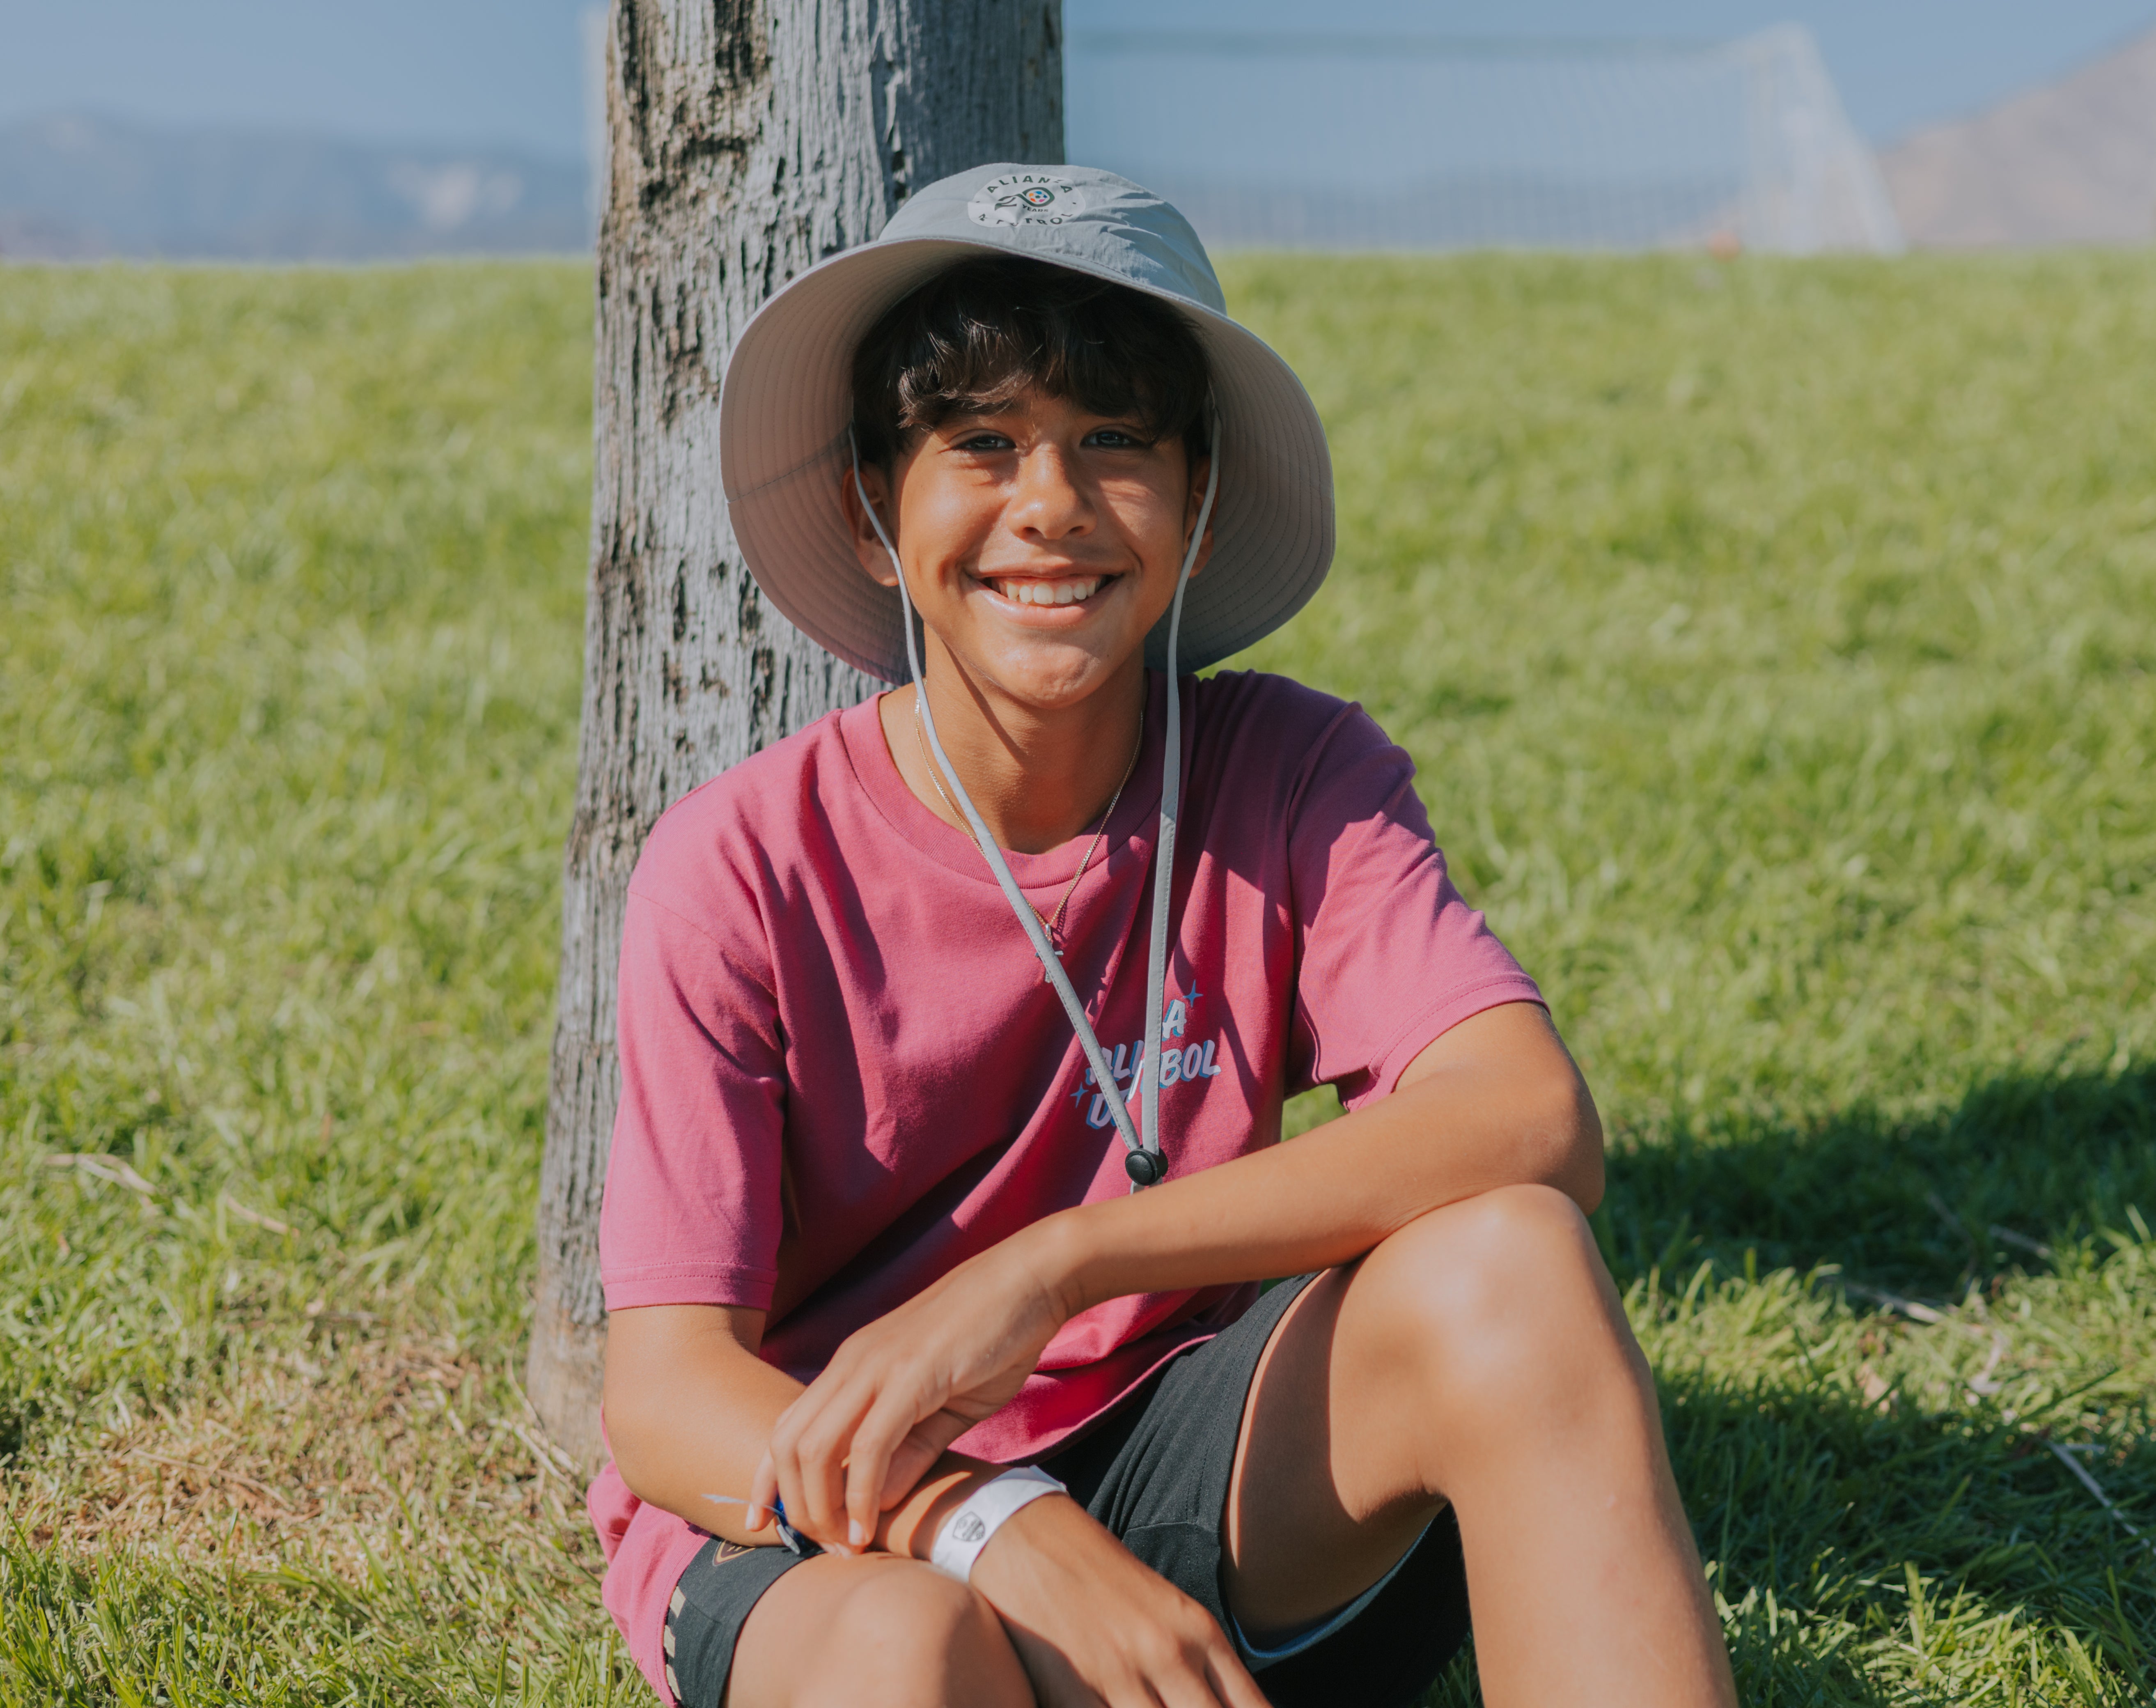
[1,1,2151,156]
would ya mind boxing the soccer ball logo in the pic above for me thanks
[968,174,1086,228]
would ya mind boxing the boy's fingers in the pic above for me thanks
[878,1412,972,1511]
[744,1452,777,1531]
[793,1385,878,1548]
[789,1430,845,1549]
[1208,1648,1271,1708]
[768,1382,851,1548]
[765,1403,821,1548]
[1155,1676,1228,1708]
[1148,1641,1254,1708]
[843,1396,915,1545]
[761,1405,807,1535]
[777,1455,821,1551]
[835,1418,894,1544]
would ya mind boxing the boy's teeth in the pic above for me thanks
[997,579,1100,606]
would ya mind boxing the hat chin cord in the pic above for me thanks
[849,419,1221,1189]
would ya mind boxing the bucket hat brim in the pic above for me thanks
[718,165,1333,684]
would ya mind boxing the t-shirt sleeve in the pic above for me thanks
[1286,706,1544,1109]
[598,879,787,1312]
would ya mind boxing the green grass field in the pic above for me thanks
[2,251,2151,1703]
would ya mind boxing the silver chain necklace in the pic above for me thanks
[912,689,1143,962]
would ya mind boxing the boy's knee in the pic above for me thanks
[1362,1183,1628,1403]
[807,1563,1023,1708]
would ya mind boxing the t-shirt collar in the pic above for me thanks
[839,671,1172,889]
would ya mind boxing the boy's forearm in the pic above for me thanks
[603,1308,803,1541]
[1028,1007,1603,1317]
[605,1302,1008,1552]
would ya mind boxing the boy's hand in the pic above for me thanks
[748,1231,1078,1551]
[972,1493,1271,1708]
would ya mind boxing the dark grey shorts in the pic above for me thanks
[663,1275,1470,1707]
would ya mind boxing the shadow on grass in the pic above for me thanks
[1665,1366,2154,1704]
[1555,1065,2156,1706]
[1422,1362,2156,1706]
[1601,1064,2156,1292]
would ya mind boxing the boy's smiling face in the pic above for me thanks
[844,386,1213,714]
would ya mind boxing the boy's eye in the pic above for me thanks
[945,425,1151,452]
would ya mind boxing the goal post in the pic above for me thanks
[1065,24,1903,255]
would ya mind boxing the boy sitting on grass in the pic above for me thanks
[588,163,1737,1708]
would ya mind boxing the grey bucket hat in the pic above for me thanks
[718,163,1334,684]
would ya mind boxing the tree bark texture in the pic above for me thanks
[531,0,1066,1468]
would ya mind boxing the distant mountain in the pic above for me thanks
[0,114,589,260]
[1881,28,2156,248]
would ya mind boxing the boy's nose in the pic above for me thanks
[1009,444,1094,539]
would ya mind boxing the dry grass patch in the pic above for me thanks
[9,1327,599,1589]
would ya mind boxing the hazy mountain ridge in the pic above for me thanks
[12,32,2156,264]
[1881,27,2156,247]
[0,114,589,260]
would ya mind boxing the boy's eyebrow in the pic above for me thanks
[936,399,1158,431]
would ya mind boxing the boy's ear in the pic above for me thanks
[1183,454,1217,581]
[839,461,902,588]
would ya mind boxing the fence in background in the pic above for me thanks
[1065,25,1904,255]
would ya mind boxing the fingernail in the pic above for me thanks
[849,1519,867,1549]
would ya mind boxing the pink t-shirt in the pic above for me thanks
[588,670,1542,1700]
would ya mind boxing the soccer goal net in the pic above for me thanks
[1064,24,1904,255]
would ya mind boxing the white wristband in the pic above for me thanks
[927,1465,1067,1582]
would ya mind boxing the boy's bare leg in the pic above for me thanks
[1226,1182,1736,1708]
[727,1181,1731,1708]
[725,1552,1033,1708]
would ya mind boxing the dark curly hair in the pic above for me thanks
[850,255,1211,468]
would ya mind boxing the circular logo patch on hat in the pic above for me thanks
[968,172,1087,228]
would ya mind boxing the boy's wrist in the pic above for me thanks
[924,1466,1067,1578]
[1009,1205,1106,1322]
[878,1460,1001,1560]
[965,1489,1122,1615]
